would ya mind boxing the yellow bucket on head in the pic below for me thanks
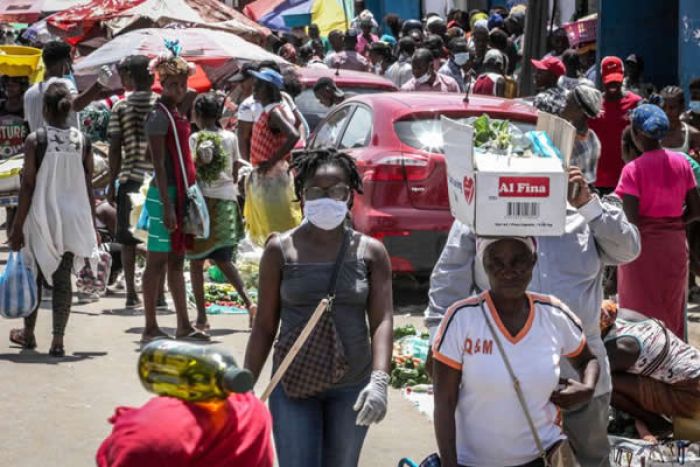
[0,45,43,82]
[674,417,700,442]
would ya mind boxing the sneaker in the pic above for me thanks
[156,296,169,310]
[125,296,142,309]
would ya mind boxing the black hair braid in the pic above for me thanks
[290,147,363,201]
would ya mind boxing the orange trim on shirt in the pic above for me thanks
[564,335,587,358]
[433,294,485,349]
[433,350,462,371]
[484,292,536,345]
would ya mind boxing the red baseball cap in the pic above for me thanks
[601,56,624,84]
[530,56,566,78]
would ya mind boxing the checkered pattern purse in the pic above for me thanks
[273,230,351,399]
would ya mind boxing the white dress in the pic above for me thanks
[23,126,97,285]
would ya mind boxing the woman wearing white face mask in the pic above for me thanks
[244,147,394,467]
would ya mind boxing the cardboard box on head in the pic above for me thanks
[442,112,575,237]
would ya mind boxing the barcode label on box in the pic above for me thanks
[506,202,540,218]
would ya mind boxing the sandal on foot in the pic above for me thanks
[49,346,65,357]
[177,329,211,342]
[9,328,36,349]
[191,320,210,332]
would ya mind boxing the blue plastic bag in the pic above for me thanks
[0,252,38,318]
[526,131,564,162]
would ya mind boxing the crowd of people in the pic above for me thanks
[2,1,700,466]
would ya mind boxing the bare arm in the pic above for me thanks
[621,194,640,226]
[147,132,175,230]
[551,344,600,409]
[72,82,106,112]
[83,138,97,231]
[365,237,393,374]
[237,121,253,162]
[685,187,700,223]
[244,235,284,383]
[8,134,38,250]
[107,133,122,202]
[433,361,461,467]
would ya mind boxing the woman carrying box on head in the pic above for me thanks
[433,236,599,467]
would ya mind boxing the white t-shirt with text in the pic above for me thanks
[433,291,586,467]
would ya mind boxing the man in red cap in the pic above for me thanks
[589,56,642,194]
[531,56,568,114]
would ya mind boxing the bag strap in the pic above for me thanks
[326,229,351,306]
[157,102,189,188]
[479,300,549,464]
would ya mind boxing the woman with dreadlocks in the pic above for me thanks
[141,41,209,343]
[244,148,393,467]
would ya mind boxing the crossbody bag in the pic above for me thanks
[271,229,351,399]
[157,102,210,239]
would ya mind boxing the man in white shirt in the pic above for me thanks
[385,37,415,89]
[24,40,106,132]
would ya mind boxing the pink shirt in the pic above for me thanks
[356,33,378,55]
[615,149,697,218]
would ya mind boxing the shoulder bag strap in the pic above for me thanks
[157,102,189,188]
[326,229,351,309]
[479,301,549,464]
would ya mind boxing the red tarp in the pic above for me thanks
[46,0,269,45]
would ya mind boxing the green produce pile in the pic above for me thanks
[390,325,431,389]
[472,114,512,150]
[201,283,256,309]
[390,354,430,389]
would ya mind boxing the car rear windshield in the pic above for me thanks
[394,116,536,154]
[296,87,390,115]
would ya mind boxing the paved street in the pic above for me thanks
[2,233,700,467]
[0,243,436,467]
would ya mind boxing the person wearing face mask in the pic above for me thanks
[401,48,460,93]
[244,147,393,467]
[24,40,108,132]
[439,38,470,92]
[385,36,415,89]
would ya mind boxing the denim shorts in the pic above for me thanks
[269,380,370,467]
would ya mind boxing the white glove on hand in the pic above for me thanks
[353,370,389,426]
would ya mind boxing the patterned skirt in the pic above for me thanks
[186,197,242,261]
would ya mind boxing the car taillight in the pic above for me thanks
[365,153,433,182]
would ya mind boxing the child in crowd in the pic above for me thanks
[187,93,256,330]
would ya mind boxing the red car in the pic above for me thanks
[295,67,397,131]
[307,92,538,277]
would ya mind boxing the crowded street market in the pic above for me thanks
[0,0,699,466]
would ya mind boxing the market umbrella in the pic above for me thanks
[46,0,269,46]
[73,28,287,91]
[244,0,352,36]
[0,0,88,22]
